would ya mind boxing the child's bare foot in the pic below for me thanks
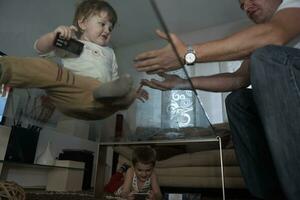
[93,74,133,100]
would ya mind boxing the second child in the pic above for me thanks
[116,146,162,200]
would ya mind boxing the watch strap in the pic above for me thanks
[187,46,195,54]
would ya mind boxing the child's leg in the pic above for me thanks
[0,56,73,88]
[0,56,97,112]
[93,74,133,100]
[0,56,132,120]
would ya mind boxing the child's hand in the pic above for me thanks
[54,25,78,40]
[136,84,149,103]
[127,192,135,200]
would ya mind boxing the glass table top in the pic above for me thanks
[99,0,215,144]
[0,0,232,144]
[0,1,246,193]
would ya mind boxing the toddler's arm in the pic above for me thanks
[35,25,77,54]
[120,168,135,199]
[149,172,162,200]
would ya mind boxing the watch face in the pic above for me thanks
[185,52,196,64]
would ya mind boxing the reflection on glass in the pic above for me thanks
[162,90,196,128]
[99,0,215,143]
[1,0,216,144]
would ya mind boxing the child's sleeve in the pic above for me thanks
[104,172,124,193]
[33,39,70,58]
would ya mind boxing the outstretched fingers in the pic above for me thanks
[156,29,168,40]
[134,55,162,72]
[141,79,168,91]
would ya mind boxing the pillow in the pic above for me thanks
[113,145,186,161]
[156,149,238,168]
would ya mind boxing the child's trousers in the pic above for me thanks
[0,56,133,120]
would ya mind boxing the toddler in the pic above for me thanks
[116,146,162,200]
[0,0,148,120]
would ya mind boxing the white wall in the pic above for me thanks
[0,0,75,56]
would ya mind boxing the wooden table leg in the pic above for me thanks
[94,145,107,199]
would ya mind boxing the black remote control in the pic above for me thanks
[54,33,84,56]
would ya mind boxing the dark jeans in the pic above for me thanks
[226,45,300,200]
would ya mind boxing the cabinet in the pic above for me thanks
[46,160,85,191]
[0,125,98,191]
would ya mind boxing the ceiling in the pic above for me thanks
[107,0,248,47]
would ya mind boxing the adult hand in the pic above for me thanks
[134,30,187,74]
[141,73,189,91]
[53,25,78,40]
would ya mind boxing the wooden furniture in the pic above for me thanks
[46,160,85,191]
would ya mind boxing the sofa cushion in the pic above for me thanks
[158,176,245,188]
[113,145,186,161]
[115,146,239,167]
[114,146,132,160]
[155,166,242,177]
[156,149,238,168]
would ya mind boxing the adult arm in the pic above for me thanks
[141,59,250,92]
[134,8,300,73]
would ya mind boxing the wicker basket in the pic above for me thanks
[0,181,25,200]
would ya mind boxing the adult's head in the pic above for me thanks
[239,0,283,23]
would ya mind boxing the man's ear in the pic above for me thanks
[78,18,87,31]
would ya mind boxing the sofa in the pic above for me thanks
[112,123,246,189]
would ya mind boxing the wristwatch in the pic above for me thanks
[184,46,197,65]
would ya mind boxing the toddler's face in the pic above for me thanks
[134,162,154,182]
[79,10,113,46]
